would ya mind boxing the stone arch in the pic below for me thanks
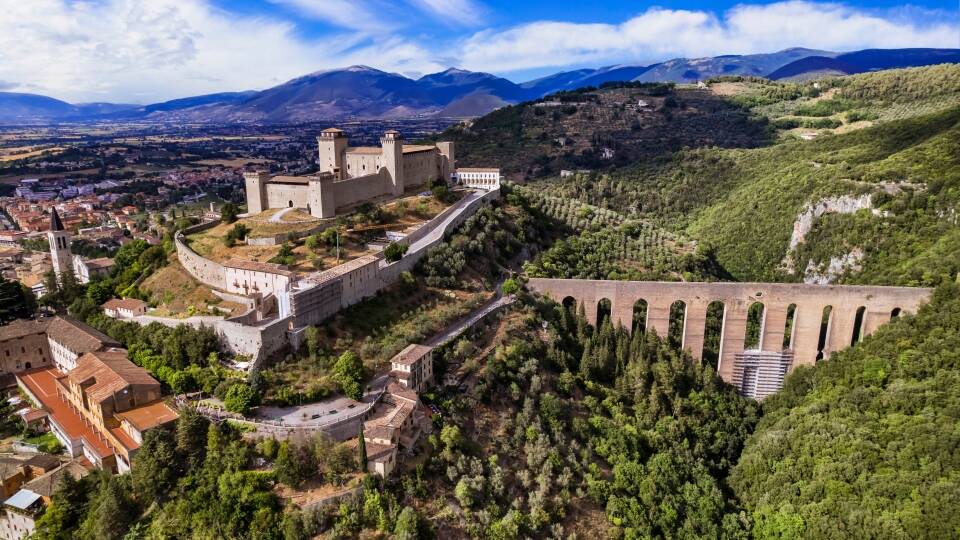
[597,298,612,326]
[783,303,798,349]
[668,300,686,350]
[288,200,293,207]
[891,307,902,318]
[562,296,576,311]
[633,299,648,333]
[851,306,867,345]
[25,362,31,369]
[816,305,833,361]
[744,301,765,350]
[702,300,725,370]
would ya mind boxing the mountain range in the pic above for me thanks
[1,47,957,123]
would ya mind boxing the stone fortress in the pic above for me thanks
[172,127,501,368]
[244,129,455,218]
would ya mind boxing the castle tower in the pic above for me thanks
[243,171,270,215]
[380,130,404,196]
[318,128,347,180]
[308,173,336,218]
[436,141,455,184]
[47,208,71,283]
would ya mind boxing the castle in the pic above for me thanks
[244,129,455,218]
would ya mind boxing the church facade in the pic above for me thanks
[244,129,454,218]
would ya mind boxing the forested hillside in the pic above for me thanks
[731,284,960,538]
[512,64,960,285]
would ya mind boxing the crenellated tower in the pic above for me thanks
[318,128,347,180]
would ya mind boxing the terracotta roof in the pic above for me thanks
[385,381,419,404]
[345,147,382,155]
[267,175,311,185]
[23,454,61,472]
[224,259,294,277]
[115,400,178,432]
[20,274,44,288]
[22,459,90,497]
[17,368,115,459]
[66,350,159,406]
[321,128,344,133]
[364,442,396,463]
[84,257,114,269]
[0,319,48,342]
[364,425,395,442]
[46,317,119,354]
[402,145,435,154]
[102,298,148,311]
[457,167,500,173]
[388,370,410,380]
[0,457,25,480]
[390,344,432,366]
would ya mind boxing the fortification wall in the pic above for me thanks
[265,183,310,210]
[345,154,381,177]
[331,172,387,210]
[175,223,227,290]
[402,150,441,187]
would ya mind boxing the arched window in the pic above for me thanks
[851,306,867,345]
[891,307,902,318]
[597,298,612,326]
[632,299,647,333]
[816,306,833,361]
[783,304,798,349]
[702,301,725,369]
[668,300,687,350]
[744,302,765,350]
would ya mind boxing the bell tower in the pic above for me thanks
[47,208,71,283]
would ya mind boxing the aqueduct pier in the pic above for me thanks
[527,278,931,393]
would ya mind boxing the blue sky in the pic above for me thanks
[0,0,956,103]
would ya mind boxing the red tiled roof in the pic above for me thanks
[66,350,159,406]
[17,368,114,459]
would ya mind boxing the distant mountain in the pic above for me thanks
[0,92,77,121]
[769,48,960,80]
[1,48,957,123]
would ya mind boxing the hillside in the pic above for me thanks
[731,283,960,538]
[442,82,771,179]
[513,64,960,285]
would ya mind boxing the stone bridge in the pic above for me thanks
[527,278,931,392]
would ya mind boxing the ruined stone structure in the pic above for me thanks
[527,278,932,398]
[244,128,454,218]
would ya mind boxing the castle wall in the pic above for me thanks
[401,151,442,189]
[331,172,389,211]
[345,153,382,178]
[175,223,227,290]
[265,183,310,210]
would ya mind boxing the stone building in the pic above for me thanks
[389,344,434,393]
[46,209,114,285]
[102,298,149,319]
[0,316,119,383]
[244,129,455,218]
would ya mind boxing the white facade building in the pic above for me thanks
[454,168,500,190]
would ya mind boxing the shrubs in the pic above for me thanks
[223,223,250,247]
[384,242,409,262]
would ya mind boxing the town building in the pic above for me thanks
[101,298,149,319]
[453,168,500,190]
[17,349,178,474]
[0,316,119,383]
[0,458,90,540]
[45,209,115,285]
[389,344,434,393]
[244,129,454,218]
[360,382,431,477]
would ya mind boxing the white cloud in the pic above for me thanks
[458,1,959,73]
[409,0,486,26]
[0,0,954,104]
[0,0,445,103]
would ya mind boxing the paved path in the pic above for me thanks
[269,207,296,223]
[403,190,484,257]
[426,293,515,348]
[131,314,223,327]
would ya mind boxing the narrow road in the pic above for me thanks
[425,293,515,348]
[269,207,296,223]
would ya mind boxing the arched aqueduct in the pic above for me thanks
[527,278,931,394]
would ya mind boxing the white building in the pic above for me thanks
[389,344,434,393]
[454,168,500,191]
[102,298,148,319]
[72,256,114,284]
